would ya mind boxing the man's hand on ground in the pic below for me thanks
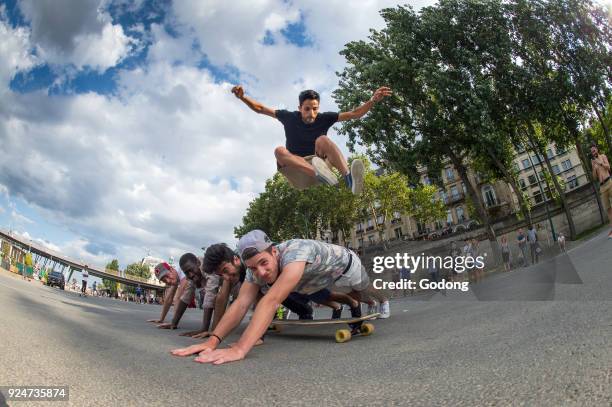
[194,347,246,365]
[179,330,208,338]
[156,322,176,329]
[191,331,212,339]
[146,319,162,323]
[171,339,217,357]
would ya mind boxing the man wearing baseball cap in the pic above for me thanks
[146,262,193,328]
[172,230,377,365]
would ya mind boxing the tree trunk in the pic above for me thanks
[485,145,533,226]
[525,126,576,240]
[446,148,500,265]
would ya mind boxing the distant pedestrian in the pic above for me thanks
[527,226,540,265]
[81,267,89,296]
[557,233,566,253]
[517,228,529,267]
[501,235,511,272]
[92,281,98,296]
[399,266,412,296]
[427,262,439,285]
[136,285,143,304]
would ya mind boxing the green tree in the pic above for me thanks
[406,184,447,229]
[103,259,120,294]
[334,2,508,262]
[125,262,151,280]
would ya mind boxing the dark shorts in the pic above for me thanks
[286,288,332,305]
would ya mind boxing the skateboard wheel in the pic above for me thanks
[335,329,352,343]
[360,323,374,336]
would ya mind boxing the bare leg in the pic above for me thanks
[275,146,315,177]
[315,136,349,176]
[326,292,359,308]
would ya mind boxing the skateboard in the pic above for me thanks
[279,155,338,190]
[269,313,380,343]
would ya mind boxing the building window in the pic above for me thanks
[528,174,537,185]
[522,159,531,169]
[376,215,384,225]
[446,167,454,182]
[556,146,566,155]
[456,206,465,221]
[561,159,572,171]
[440,190,447,203]
[482,185,497,207]
[367,219,374,229]
[450,185,459,200]
[368,235,376,245]
[446,209,453,224]
[462,182,467,193]
[356,222,363,232]
[567,175,579,189]
[552,165,560,175]
[533,192,543,204]
[546,148,554,159]
[358,238,364,248]
[519,178,526,189]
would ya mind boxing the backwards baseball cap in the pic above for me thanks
[237,229,273,260]
[154,262,173,280]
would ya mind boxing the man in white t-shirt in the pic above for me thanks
[81,267,89,296]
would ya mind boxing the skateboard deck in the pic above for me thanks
[269,313,380,343]
[279,155,338,190]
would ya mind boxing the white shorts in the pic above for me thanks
[333,252,370,292]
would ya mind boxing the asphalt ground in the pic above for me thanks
[0,229,611,406]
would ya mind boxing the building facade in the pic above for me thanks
[339,143,587,250]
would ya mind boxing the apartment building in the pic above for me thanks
[339,143,587,250]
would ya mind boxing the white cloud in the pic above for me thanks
[18,0,135,71]
[11,210,34,225]
[0,13,37,86]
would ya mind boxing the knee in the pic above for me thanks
[274,146,289,160]
[315,135,331,148]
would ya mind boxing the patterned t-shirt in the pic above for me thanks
[245,239,351,294]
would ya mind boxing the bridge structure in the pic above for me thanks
[0,229,165,291]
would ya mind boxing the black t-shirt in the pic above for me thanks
[275,110,339,157]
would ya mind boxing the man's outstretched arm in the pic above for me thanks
[338,86,392,121]
[147,285,177,323]
[170,281,260,357]
[194,262,305,365]
[231,85,276,118]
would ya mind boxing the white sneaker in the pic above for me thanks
[379,301,390,319]
[311,157,338,186]
[350,159,365,195]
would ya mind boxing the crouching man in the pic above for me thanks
[171,230,376,365]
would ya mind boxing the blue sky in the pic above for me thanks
[0,0,430,269]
